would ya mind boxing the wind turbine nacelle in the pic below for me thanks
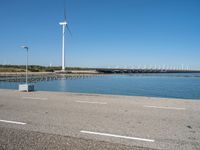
[59,22,67,25]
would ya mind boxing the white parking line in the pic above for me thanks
[80,130,155,142]
[76,101,107,105]
[22,97,48,100]
[144,105,186,110]
[0,119,26,125]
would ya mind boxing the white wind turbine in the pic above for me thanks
[59,2,72,71]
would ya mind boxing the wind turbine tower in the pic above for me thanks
[60,21,67,71]
[59,2,72,71]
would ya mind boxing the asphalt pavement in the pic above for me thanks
[0,89,200,150]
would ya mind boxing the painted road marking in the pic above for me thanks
[76,101,107,105]
[80,130,155,142]
[0,119,26,125]
[144,105,185,110]
[22,97,48,100]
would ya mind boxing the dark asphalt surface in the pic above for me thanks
[0,89,200,150]
[0,126,154,150]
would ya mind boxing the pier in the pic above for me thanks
[0,68,200,83]
[0,72,104,82]
[96,68,200,74]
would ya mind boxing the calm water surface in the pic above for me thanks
[0,73,200,99]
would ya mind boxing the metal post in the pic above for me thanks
[26,47,28,85]
[19,46,34,92]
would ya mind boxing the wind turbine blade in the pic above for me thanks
[63,0,72,36]
[66,25,72,37]
[64,0,67,21]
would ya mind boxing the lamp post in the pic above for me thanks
[21,46,28,84]
[19,46,34,92]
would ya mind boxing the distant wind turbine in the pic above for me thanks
[59,1,72,71]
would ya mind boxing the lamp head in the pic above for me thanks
[21,46,28,49]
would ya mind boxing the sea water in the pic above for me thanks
[0,73,200,99]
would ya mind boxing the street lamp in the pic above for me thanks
[21,46,28,84]
[19,45,34,92]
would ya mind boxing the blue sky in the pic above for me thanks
[0,0,200,69]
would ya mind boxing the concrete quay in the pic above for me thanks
[0,89,200,150]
